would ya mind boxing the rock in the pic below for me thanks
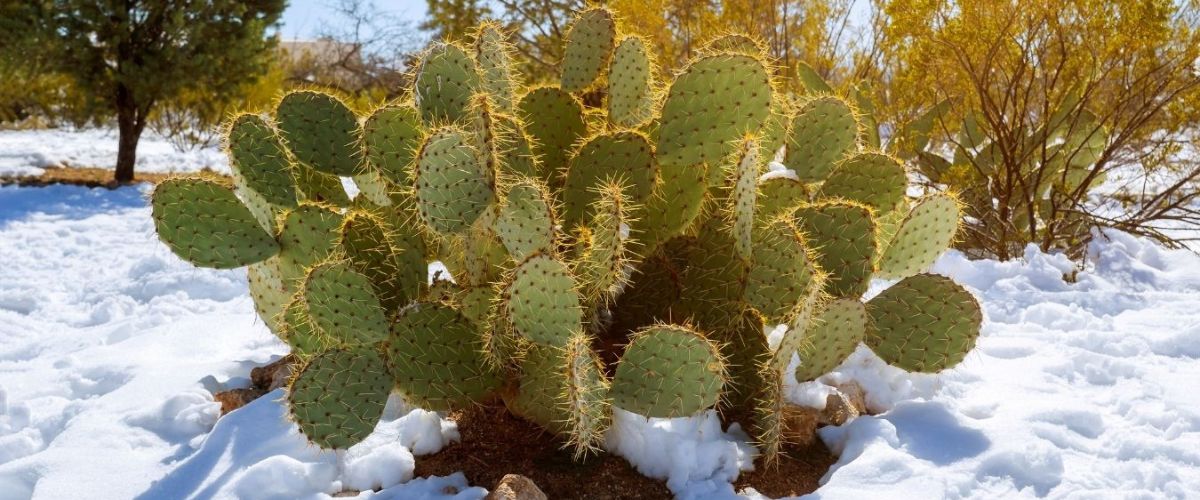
[213,387,265,415]
[780,405,820,446]
[835,382,868,414]
[819,391,858,426]
[485,474,548,500]
[251,354,295,391]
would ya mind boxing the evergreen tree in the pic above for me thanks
[10,1,285,183]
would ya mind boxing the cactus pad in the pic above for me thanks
[302,262,390,345]
[474,22,516,112]
[819,153,907,214]
[795,201,878,298]
[576,182,631,304]
[339,212,411,311]
[784,96,857,183]
[562,131,656,227]
[608,36,654,127]
[276,204,344,282]
[517,87,587,183]
[702,33,765,56]
[388,302,501,410]
[563,334,611,456]
[288,346,392,449]
[877,194,960,279]
[414,128,496,234]
[744,219,823,323]
[414,43,480,124]
[496,181,555,259]
[279,291,330,356]
[866,273,982,373]
[292,162,351,207]
[560,8,616,92]
[503,254,582,347]
[794,298,867,382]
[151,178,278,269]
[611,325,726,418]
[227,114,298,207]
[275,91,361,176]
[730,139,760,261]
[635,162,708,252]
[756,176,808,221]
[363,104,423,186]
[247,259,289,333]
[657,54,771,169]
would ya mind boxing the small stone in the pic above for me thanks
[213,388,265,415]
[251,354,295,391]
[835,382,868,414]
[485,474,547,500]
[780,404,820,446]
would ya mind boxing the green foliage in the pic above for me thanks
[151,7,983,468]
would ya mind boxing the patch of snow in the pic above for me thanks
[0,128,228,177]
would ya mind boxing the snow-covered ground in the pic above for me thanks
[0,144,1198,498]
[0,128,228,177]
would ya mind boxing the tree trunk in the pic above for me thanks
[114,84,144,184]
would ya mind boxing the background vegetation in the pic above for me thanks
[1,0,1197,261]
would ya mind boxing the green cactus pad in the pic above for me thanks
[730,139,759,261]
[702,33,765,56]
[877,194,960,279]
[459,213,512,287]
[248,258,289,334]
[363,104,423,186]
[292,162,351,207]
[414,128,496,234]
[672,221,749,329]
[795,61,833,94]
[276,204,344,283]
[302,262,390,345]
[560,8,616,92]
[635,162,708,252]
[506,344,569,431]
[518,87,587,184]
[852,84,881,148]
[151,178,279,269]
[795,201,878,298]
[819,153,907,214]
[388,302,501,410]
[712,308,771,412]
[608,36,654,127]
[562,131,656,227]
[351,170,394,207]
[495,115,538,178]
[752,378,787,465]
[657,54,771,169]
[503,254,582,347]
[611,325,726,418]
[784,96,858,183]
[474,23,516,112]
[576,182,631,304]
[759,108,789,163]
[565,334,612,457]
[279,290,331,356]
[414,43,480,125]
[496,181,556,260]
[287,346,392,449]
[227,114,297,208]
[865,273,982,373]
[744,219,823,324]
[794,298,867,382]
[275,91,361,176]
[339,212,411,312]
[756,175,808,221]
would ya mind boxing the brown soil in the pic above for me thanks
[733,439,838,498]
[414,404,837,499]
[0,166,211,188]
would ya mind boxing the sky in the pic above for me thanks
[278,0,429,40]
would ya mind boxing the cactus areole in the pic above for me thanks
[151,7,983,467]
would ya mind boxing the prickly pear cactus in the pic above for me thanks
[150,7,983,472]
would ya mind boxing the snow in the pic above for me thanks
[0,128,228,177]
[1,178,1199,497]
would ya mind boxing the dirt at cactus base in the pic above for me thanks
[413,405,836,499]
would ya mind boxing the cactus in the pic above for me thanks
[150,5,983,471]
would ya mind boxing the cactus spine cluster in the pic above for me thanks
[151,7,983,466]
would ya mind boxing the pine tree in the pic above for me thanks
[19,1,285,183]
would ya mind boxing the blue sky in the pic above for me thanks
[278,0,429,40]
